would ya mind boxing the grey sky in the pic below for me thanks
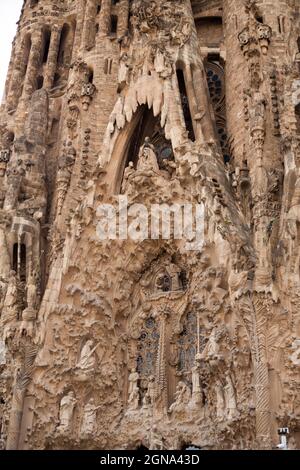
[0,0,23,97]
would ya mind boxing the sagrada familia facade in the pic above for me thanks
[0,0,299,451]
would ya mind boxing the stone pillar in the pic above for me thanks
[22,29,43,100]
[6,35,30,112]
[6,343,37,450]
[98,0,112,38]
[82,0,98,50]
[192,65,216,143]
[222,0,249,166]
[73,0,87,57]
[117,0,129,37]
[184,64,205,142]
[44,26,62,90]
[3,40,17,105]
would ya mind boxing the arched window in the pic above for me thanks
[120,106,174,192]
[136,317,159,379]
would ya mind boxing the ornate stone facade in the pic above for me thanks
[0,0,299,450]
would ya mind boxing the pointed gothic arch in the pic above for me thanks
[107,105,173,194]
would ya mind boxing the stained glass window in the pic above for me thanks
[178,312,206,372]
[205,58,230,164]
[136,317,160,378]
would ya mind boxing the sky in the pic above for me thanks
[0,0,23,98]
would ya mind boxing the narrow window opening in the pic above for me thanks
[42,29,51,64]
[37,75,44,89]
[176,69,195,142]
[104,59,108,74]
[58,24,70,66]
[205,56,230,164]
[53,73,61,87]
[110,15,118,35]
[87,68,94,84]
[278,17,282,34]
[12,243,27,283]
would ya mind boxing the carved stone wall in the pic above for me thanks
[0,0,299,450]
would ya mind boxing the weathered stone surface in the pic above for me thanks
[0,0,299,451]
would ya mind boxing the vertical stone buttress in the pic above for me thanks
[223,0,298,448]
[0,0,79,450]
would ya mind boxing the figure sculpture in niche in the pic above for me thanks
[121,161,135,193]
[200,327,220,360]
[190,353,203,406]
[81,398,101,437]
[224,374,238,420]
[76,340,97,373]
[142,375,156,411]
[22,270,39,321]
[149,425,165,450]
[128,368,139,410]
[169,381,191,413]
[1,270,19,332]
[57,391,77,434]
[137,137,160,174]
[215,379,225,420]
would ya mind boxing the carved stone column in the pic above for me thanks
[191,66,216,143]
[22,29,43,100]
[118,0,130,37]
[98,0,112,38]
[44,26,62,90]
[238,293,272,449]
[184,64,205,143]
[82,0,98,50]
[6,36,29,112]
[72,0,86,56]
[154,309,168,414]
